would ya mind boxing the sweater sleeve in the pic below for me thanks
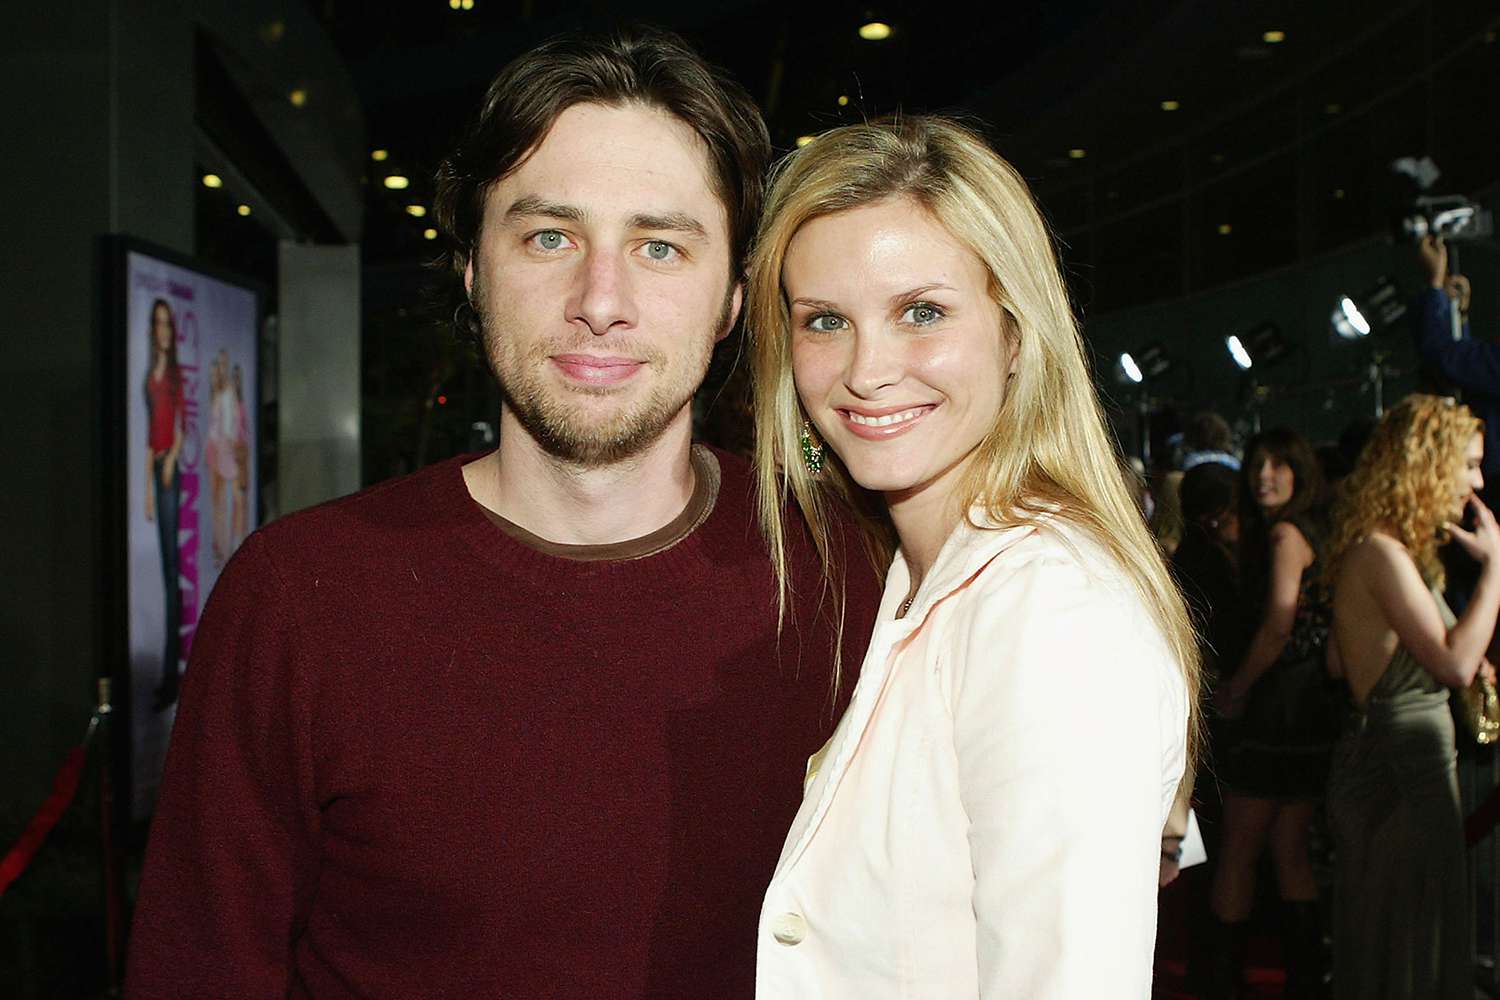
[1412,287,1499,393]
[951,554,1186,999]
[125,532,319,998]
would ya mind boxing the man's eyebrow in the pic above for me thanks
[504,196,586,223]
[629,212,708,240]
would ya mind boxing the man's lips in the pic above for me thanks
[838,404,936,440]
[551,354,645,385]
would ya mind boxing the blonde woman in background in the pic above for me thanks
[748,115,1198,999]
[1324,394,1499,1000]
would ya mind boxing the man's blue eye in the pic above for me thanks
[645,241,675,260]
[535,231,565,250]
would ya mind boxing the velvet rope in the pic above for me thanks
[0,715,98,898]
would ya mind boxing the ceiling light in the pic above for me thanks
[423,228,438,240]
[461,0,474,9]
[1218,223,1232,235]
[449,0,460,7]
[796,135,815,147]
[236,204,251,217]
[837,95,850,107]
[201,173,223,189]
[371,149,389,162]
[383,175,410,190]
[1226,336,1253,370]
[406,205,427,218]
[1262,29,1285,43]
[1324,103,1341,115]
[288,88,308,108]
[858,22,892,40]
[1160,100,1180,111]
[1068,148,1086,160]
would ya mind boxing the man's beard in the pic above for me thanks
[473,276,734,467]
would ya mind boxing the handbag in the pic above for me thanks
[1460,673,1500,745]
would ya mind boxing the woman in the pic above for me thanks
[747,116,1197,997]
[1323,395,1498,1000]
[143,298,184,711]
[1208,427,1332,998]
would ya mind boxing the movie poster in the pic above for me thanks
[124,249,259,821]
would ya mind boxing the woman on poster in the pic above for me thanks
[144,298,185,711]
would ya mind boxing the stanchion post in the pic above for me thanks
[97,677,124,995]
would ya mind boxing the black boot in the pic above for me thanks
[1282,900,1329,999]
[1198,915,1249,1000]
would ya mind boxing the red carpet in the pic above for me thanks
[1154,863,1288,999]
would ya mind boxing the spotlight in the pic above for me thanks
[1228,322,1288,369]
[858,22,892,40]
[423,228,438,240]
[371,149,389,162]
[201,173,223,189]
[1226,335,1253,370]
[406,205,427,218]
[236,204,251,217]
[1331,277,1406,340]
[383,175,410,190]
[837,95,850,107]
[1118,343,1171,385]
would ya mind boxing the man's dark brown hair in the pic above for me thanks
[433,27,771,345]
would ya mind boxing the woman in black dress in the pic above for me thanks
[1208,428,1331,999]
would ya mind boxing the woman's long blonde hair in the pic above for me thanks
[1324,394,1482,591]
[746,115,1201,761]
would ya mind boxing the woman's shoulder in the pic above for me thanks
[965,515,1139,609]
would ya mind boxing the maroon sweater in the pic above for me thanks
[125,448,877,998]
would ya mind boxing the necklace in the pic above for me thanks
[899,594,915,618]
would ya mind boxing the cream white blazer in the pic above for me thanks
[756,515,1188,999]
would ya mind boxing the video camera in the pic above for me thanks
[1400,194,1493,243]
[1391,156,1493,243]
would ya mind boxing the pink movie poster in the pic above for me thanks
[124,250,258,821]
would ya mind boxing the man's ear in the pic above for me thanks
[719,282,744,344]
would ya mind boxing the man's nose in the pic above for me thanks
[568,248,638,336]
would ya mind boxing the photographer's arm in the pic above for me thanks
[1414,238,1496,394]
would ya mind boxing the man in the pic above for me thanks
[1414,234,1499,490]
[126,30,876,998]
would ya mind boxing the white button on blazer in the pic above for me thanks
[756,514,1189,999]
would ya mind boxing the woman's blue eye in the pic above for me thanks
[807,314,846,333]
[534,230,566,251]
[645,240,676,261]
[903,302,943,325]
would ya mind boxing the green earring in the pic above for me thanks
[799,420,825,475]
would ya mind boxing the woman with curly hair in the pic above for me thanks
[1324,394,1498,1000]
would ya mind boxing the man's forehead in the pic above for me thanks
[487,102,727,229]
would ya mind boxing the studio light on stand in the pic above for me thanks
[1116,343,1172,466]
[1330,277,1405,416]
[1224,322,1286,432]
